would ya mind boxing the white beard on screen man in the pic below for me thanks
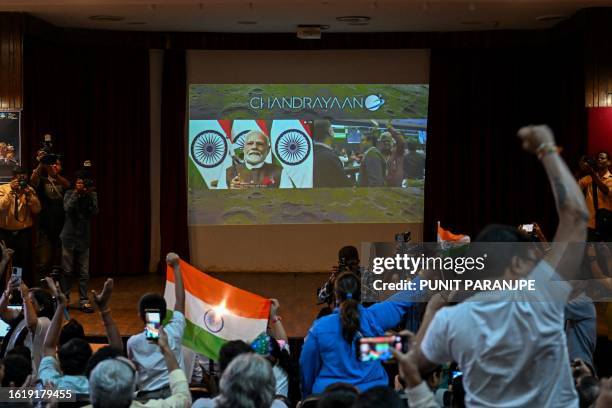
[245,150,266,169]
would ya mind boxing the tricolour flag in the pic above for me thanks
[164,260,271,360]
[270,119,313,188]
[437,221,470,249]
[189,120,234,189]
[231,120,272,164]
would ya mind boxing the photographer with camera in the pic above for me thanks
[0,166,41,283]
[59,170,98,312]
[316,246,361,319]
[31,137,70,281]
[578,151,612,241]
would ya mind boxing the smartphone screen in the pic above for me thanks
[11,267,22,285]
[144,309,161,341]
[452,370,463,379]
[357,335,408,362]
[521,224,534,233]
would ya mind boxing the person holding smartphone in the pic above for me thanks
[300,272,418,397]
[0,257,54,380]
[127,252,185,400]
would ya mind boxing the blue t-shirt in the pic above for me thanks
[299,299,416,397]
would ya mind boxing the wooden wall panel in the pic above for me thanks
[0,13,23,110]
[584,9,612,107]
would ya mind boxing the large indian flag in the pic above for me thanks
[164,260,271,360]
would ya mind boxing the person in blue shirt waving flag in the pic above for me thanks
[300,272,417,397]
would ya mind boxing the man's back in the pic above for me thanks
[421,261,578,407]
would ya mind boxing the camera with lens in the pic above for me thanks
[585,157,597,169]
[38,134,62,165]
[18,179,28,189]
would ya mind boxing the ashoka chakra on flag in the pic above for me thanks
[191,130,228,168]
[275,129,311,166]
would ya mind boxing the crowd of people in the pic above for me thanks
[0,142,98,312]
[0,125,611,407]
[312,120,425,188]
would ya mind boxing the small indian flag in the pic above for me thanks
[164,260,271,360]
[437,221,470,244]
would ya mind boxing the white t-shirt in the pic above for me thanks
[127,311,186,392]
[5,316,51,379]
[421,261,578,408]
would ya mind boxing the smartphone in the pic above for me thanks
[452,370,463,379]
[11,267,22,286]
[144,309,161,342]
[520,224,534,233]
[357,335,409,362]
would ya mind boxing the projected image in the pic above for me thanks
[188,84,428,225]
[189,119,313,189]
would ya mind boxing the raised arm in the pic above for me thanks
[517,125,589,280]
[268,299,288,343]
[0,184,14,210]
[42,278,66,356]
[25,187,41,214]
[0,274,20,323]
[92,278,123,353]
[21,283,39,333]
[157,326,192,407]
[166,253,185,315]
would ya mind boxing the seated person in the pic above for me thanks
[39,277,122,394]
[300,272,418,396]
[0,250,54,379]
[0,353,32,387]
[85,326,191,408]
[39,278,91,393]
[127,253,185,399]
[201,353,284,408]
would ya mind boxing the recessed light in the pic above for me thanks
[336,16,371,23]
[237,21,258,25]
[535,14,566,22]
[348,22,369,26]
[88,15,125,22]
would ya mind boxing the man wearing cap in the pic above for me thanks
[0,167,41,283]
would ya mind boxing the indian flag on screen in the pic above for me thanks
[164,261,271,360]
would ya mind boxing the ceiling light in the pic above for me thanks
[88,15,125,22]
[336,16,371,23]
[348,22,369,26]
